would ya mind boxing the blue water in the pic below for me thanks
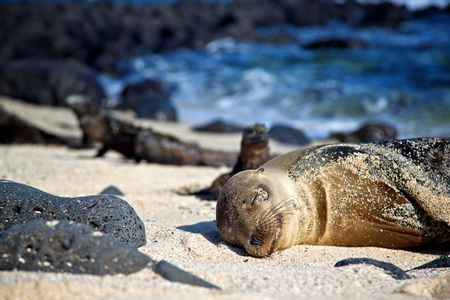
[99,12,450,140]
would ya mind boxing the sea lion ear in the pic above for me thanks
[255,168,264,175]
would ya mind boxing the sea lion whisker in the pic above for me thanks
[255,197,294,237]
[258,221,281,235]
[261,200,294,222]
[259,210,292,230]
[258,212,292,233]
[261,196,295,218]
[268,214,285,254]
[261,206,293,223]
[259,218,280,229]
[260,203,280,219]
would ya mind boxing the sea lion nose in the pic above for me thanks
[250,234,264,246]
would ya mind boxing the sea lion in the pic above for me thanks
[216,137,450,257]
[203,123,270,199]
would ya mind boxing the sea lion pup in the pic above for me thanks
[206,123,270,199]
[216,137,450,257]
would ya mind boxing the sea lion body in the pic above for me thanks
[216,138,450,257]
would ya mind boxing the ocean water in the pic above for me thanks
[99,11,450,140]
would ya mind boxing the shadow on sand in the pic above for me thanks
[177,221,248,256]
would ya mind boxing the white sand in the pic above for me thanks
[0,97,449,299]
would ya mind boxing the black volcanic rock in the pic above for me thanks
[0,59,106,108]
[0,180,146,248]
[0,106,66,144]
[193,119,244,133]
[331,122,397,143]
[0,0,416,72]
[269,124,310,145]
[0,220,151,275]
[303,38,368,50]
[99,185,125,196]
[359,2,406,27]
[0,219,221,288]
[118,79,177,121]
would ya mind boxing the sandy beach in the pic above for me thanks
[0,98,449,300]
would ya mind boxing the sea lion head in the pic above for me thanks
[216,168,297,257]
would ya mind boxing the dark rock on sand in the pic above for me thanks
[0,180,146,248]
[335,254,450,280]
[0,97,84,147]
[268,124,310,145]
[331,122,397,143]
[0,59,106,108]
[335,258,411,280]
[193,119,244,133]
[0,220,151,275]
[100,185,125,196]
[0,106,66,145]
[411,253,450,270]
[0,219,220,287]
[117,79,177,121]
[0,59,103,147]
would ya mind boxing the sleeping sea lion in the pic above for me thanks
[216,138,450,257]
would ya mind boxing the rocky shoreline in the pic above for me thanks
[0,0,448,140]
[1,0,448,74]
